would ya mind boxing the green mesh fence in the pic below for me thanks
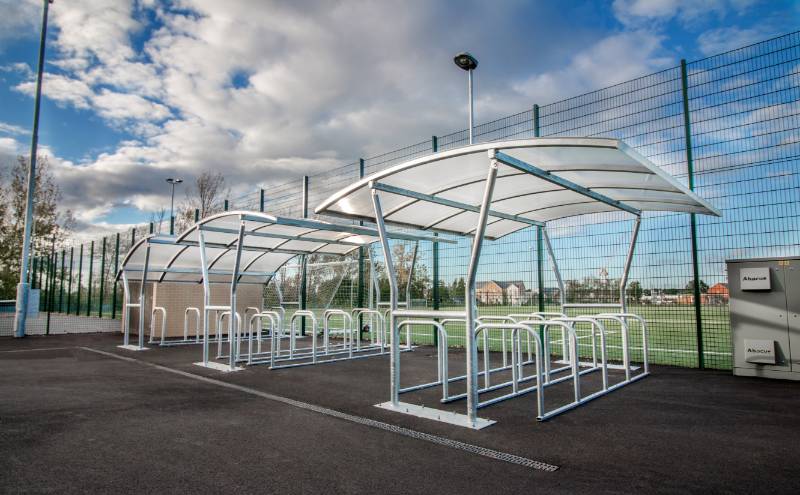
[36,32,799,369]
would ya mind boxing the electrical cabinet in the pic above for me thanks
[728,257,800,380]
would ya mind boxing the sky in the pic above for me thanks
[0,0,797,241]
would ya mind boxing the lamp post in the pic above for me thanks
[166,178,183,235]
[14,0,54,338]
[453,52,478,144]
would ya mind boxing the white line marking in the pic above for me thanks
[80,346,559,472]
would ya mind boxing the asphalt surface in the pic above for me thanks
[1,333,799,494]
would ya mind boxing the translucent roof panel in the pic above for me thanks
[315,138,721,239]
[119,211,440,284]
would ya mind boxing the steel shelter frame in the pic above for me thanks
[317,139,718,429]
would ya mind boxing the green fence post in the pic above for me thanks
[112,233,120,319]
[99,237,106,318]
[31,257,38,289]
[87,240,94,317]
[149,222,153,234]
[38,254,44,290]
[533,104,545,312]
[299,176,309,335]
[259,189,265,212]
[67,247,73,314]
[356,159,365,331]
[194,208,199,222]
[224,199,229,211]
[59,249,65,312]
[170,215,174,235]
[681,59,704,369]
[431,136,440,346]
[76,244,83,315]
[131,227,136,245]
[46,242,56,335]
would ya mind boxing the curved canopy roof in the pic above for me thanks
[119,211,444,284]
[315,138,721,240]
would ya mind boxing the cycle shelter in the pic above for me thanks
[316,137,721,429]
[117,211,446,372]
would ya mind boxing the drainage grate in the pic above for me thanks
[82,347,559,472]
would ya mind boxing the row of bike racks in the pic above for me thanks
[394,312,649,421]
[215,308,406,371]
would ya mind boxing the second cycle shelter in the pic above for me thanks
[316,137,721,429]
[169,211,444,371]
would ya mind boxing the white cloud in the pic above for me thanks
[4,0,722,234]
[697,26,777,55]
[0,122,27,135]
[612,0,758,28]
[0,0,40,45]
[512,31,674,104]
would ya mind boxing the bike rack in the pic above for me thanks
[149,306,166,344]
[185,307,201,342]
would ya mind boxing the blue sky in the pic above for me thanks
[0,0,797,240]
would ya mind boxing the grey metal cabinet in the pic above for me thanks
[728,257,800,380]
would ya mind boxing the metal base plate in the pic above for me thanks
[554,359,640,371]
[375,401,496,430]
[117,345,148,351]
[193,361,244,372]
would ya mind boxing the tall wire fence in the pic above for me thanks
[26,32,799,370]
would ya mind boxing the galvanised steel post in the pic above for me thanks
[112,233,119,319]
[86,240,93,316]
[99,237,106,318]
[59,249,65,312]
[76,244,83,315]
[66,247,73,313]
[14,0,53,338]
[259,188,265,212]
[681,59,705,369]
[299,175,309,335]
[533,104,545,313]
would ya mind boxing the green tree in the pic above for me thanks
[685,279,709,293]
[0,156,74,299]
[627,280,643,302]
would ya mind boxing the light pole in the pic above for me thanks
[453,52,478,144]
[166,178,183,235]
[14,0,54,338]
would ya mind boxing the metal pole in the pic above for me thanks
[169,182,176,235]
[194,208,200,222]
[432,233,440,346]
[66,247,73,314]
[357,159,366,331]
[370,187,400,406]
[138,245,150,349]
[86,240,94,317]
[112,233,119,319]
[300,175,309,335]
[464,154,498,426]
[468,69,474,144]
[681,58,704,369]
[259,188,265,212]
[533,104,545,313]
[229,221,246,371]
[46,238,55,335]
[620,216,641,313]
[76,244,83,315]
[31,257,38,289]
[14,0,53,338]
[99,237,106,317]
[58,249,65,312]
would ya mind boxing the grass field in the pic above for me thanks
[344,303,732,370]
